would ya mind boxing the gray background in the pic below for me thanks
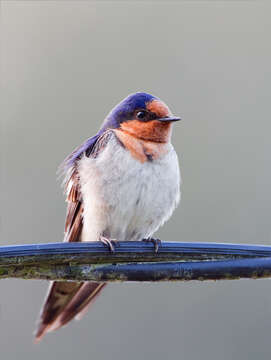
[1,1,271,359]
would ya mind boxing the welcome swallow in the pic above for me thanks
[35,92,181,341]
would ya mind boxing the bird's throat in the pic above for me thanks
[114,128,170,163]
[120,119,172,143]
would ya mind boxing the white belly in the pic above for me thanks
[79,133,181,242]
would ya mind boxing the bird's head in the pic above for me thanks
[101,92,181,143]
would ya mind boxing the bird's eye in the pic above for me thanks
[136,111,147,119]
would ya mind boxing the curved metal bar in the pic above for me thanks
[0,241,271,267]
[0,257,271,282]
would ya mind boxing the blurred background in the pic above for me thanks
[1,1,271,359]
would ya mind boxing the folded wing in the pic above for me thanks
[35,134,110,341]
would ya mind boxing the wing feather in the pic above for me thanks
[35,133,113,341]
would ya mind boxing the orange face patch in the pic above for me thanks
[146,99,171,118]
[120,119,172,143]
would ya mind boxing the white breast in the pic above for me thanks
[79,132,181,242]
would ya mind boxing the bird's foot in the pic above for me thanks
[142,238,161,253]
[100,236,118,253]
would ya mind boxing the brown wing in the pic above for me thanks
[35,167,106,342]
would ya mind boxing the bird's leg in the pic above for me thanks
[142,237,162,253]
[100,236,118,253]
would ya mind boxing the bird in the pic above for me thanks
[35,92,181,341]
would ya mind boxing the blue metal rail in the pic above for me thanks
[0,241,271,282]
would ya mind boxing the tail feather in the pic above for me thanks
[53,282,106,328]
[35,281,106,342]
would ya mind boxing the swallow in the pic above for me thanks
[35,92,181,341]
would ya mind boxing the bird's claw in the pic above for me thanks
[100,236,118,253]
[142,238,161,253]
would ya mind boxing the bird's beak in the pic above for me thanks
[158,116,181,122]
